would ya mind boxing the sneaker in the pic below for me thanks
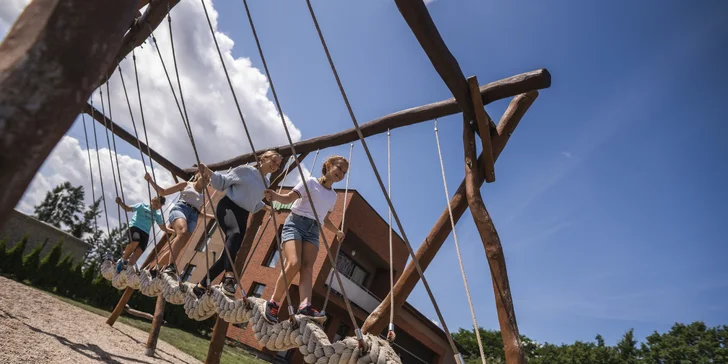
[192,285,205,299]
[264,301,279,324]
[221,276,237,297]
[297,304,322,318]
[149,268,158,280]
[163,264,178,279]
[115,259,126,274]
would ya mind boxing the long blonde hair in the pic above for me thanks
[254,150,282,167]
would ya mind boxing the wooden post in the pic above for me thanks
[463,113,524,363]
[145,295,166,357]
[0,0,137,229]
[205,210,266,364]
[106,235,165,326]
[362,92,539,335]
[467,76,496,183]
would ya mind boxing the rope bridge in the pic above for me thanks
[99,260,401,364]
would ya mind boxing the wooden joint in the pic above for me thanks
[467,76,496,183]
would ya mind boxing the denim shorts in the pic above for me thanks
[280,213,320,248]
[168,202,199,233]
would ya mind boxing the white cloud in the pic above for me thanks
[16,135,177,234]
[560,151,573,159]
[3,0,305,232]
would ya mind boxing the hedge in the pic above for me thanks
[0,236,216,337]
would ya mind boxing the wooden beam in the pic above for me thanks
[468,76,496,183]
[145,295,166,357]
[362,91,539,335]
[462,115,524,363]
[124,304,155,321]
[84,103,191,180]
[0,0,137,230]
[191,69,550,173]
[393,0,475,123]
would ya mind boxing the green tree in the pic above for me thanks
[33,182,101,238]
[84,223,127,270]
[616,329,640,363]
[0,238,7,272]
[19,244,42,282]
[3,236,27,277]
[35,241,64,288]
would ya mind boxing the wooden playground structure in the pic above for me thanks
[0,1,551,364]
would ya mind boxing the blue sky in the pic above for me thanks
[16,0,728,347]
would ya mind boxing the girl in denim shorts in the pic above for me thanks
[145,171,215,277]
[262,155,348,322]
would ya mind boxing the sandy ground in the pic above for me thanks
[0,276,201,364]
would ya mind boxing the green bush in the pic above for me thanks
[55,255,75,297]
[18,242,42,282]
[35,241,64,288]
[3,236,27,277]
[0,238,7,272]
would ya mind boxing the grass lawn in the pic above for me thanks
[51,293,267,364]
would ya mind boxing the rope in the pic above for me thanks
[87,100,112,241]
[81,112,103,251]
[233,0,364,342]
[102,76,139,264]
[302,1,461,354]
[434,120,487,364]
[199,0,296,316]
[116,61,167,274]
[387,129,395,341]
[130,50,180,274]
[322,143,354,312]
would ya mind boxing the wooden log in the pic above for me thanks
[106,235,166,326]
[124,304,156,321]
[205,210,266,364]
[145,295,166,357]
[84,103,190,180]
[462,114,524,363]
[361,91,539,335]
[467,76,496,183]
[188,69,550,173]
[0,0,137,230]
[392,0,475,123]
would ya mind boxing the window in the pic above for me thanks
[180,264,196,282]
[336,252,368,286]
[195,221,218,252]
[248,282,266,298]
[333,322,349,342]
[212,251,216,263]
[264,248,280,268]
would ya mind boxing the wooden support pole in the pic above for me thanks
[189,69,550,173]
[124,304,155,321]
[463,115,524,364]
[362,91,539,335]
[0,0,137,230]
[106,235,166,326]
[392,0,476,123]
[145,295,166,357]
[467,76,496,183]
[84,103,190,180]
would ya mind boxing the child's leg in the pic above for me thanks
[269,240,303,304]
[128,245,144,266]
[159,218,190,267]
[298,241,319,308]
[122,242,139,261]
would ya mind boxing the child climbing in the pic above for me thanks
[262,155,348,323]
[144,171,215,278]
[114,195,173,273]
[191,150,283,298]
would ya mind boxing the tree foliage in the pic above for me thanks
[33,182,102,239]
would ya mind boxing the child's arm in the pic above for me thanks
[264,189,300,205]
[324,214,345,241]
[201,163,239,192]
[158,223,175,235]
[115,197,133,212]
[145,172,186,196]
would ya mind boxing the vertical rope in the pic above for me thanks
[231,0,364,340]
[302,0,460,353]
[387,129,395,341]
[434,120,487,364]
[104,74,146,266]
[88,100,112,241]
[199,0,296,315]
[322,143,354,312]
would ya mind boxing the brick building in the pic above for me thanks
[174,187,458,364]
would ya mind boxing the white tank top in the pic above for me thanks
[179,182,203,210]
